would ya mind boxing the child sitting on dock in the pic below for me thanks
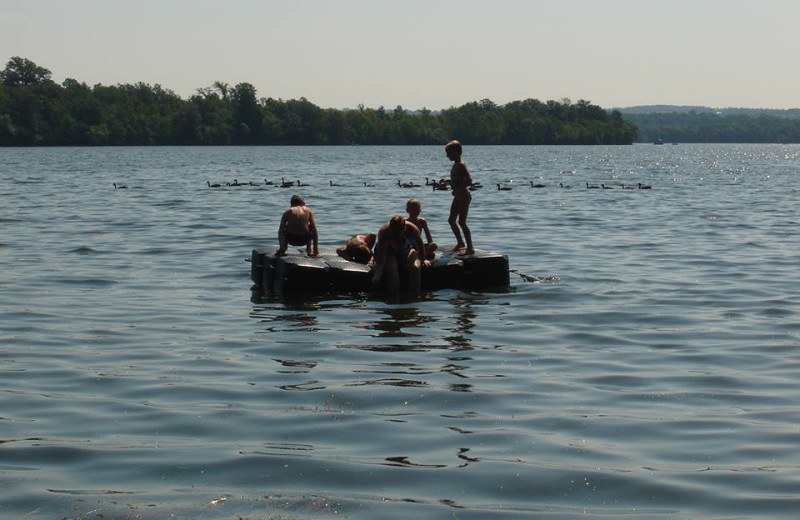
[405,199,437,260]
[445,140,474,255]
[336,232,376,264]
[276,194,319,257]
[371,215,430,295]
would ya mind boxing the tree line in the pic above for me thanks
[0,57,637,147]
[621,110,800,143]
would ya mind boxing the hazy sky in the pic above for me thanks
[3,0,798,110]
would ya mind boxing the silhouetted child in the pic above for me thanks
[405,199,437,260]
[445,140,474,255]
[371,215,430,295]
[277,194,319,257]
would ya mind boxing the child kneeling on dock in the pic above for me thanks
[277,194,319,257]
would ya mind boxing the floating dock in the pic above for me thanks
[251,247,509,294]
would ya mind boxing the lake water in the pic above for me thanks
[1,144,799,519]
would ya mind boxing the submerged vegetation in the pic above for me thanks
[0,57,637,146]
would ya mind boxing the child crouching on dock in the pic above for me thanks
[277,194,319,257]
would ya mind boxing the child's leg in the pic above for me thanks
[384,256,400,293]
[448,198,465,250]
[459,198,474,255]
[405,250,422,296]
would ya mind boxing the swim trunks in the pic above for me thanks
[286,232,312,246]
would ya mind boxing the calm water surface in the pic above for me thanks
[1,145,799,519]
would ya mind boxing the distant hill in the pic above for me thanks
[617,105,800,119]
[617,106,800,143]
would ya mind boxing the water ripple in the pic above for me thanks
[1,145,799,519]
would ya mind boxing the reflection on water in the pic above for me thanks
[369,306,433,338]
[249,293,484,396]
[445,296,479,349]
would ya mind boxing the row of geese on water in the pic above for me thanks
[207,177,300,188]
[202,177,486,191]
[496,181,652,190]
[115,178,651,191]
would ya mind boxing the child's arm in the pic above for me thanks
[307,208,319,256]
[451,161,472,191]
[409,225,429,267]
[276,210,288,255]
[371,228,388,285]
[419,218,433,244]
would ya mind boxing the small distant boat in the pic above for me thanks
[654,138,664,145]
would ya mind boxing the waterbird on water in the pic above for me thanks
[264,179,274,185]
[638,183,652,190]
[207,181,221,188]
[497,184,512,191]
[586,183,599,189]
[530,181,546,188]
[559,182,571,188]
[113,183,127,189]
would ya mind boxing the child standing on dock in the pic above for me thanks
[445,140,474,255]
[405,199,437,260]
[276,194,319,257]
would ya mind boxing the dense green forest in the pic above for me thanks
[620,108,800,143]
[0,57,637,146]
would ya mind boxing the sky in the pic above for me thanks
[2,0,799,110]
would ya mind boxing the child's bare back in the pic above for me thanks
[277,194,319,256]
[283,206,312,235]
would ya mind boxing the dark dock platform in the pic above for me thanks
[251,247,509,294]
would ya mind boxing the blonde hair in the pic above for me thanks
[406,198,421,210]
[445,140,462,154]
